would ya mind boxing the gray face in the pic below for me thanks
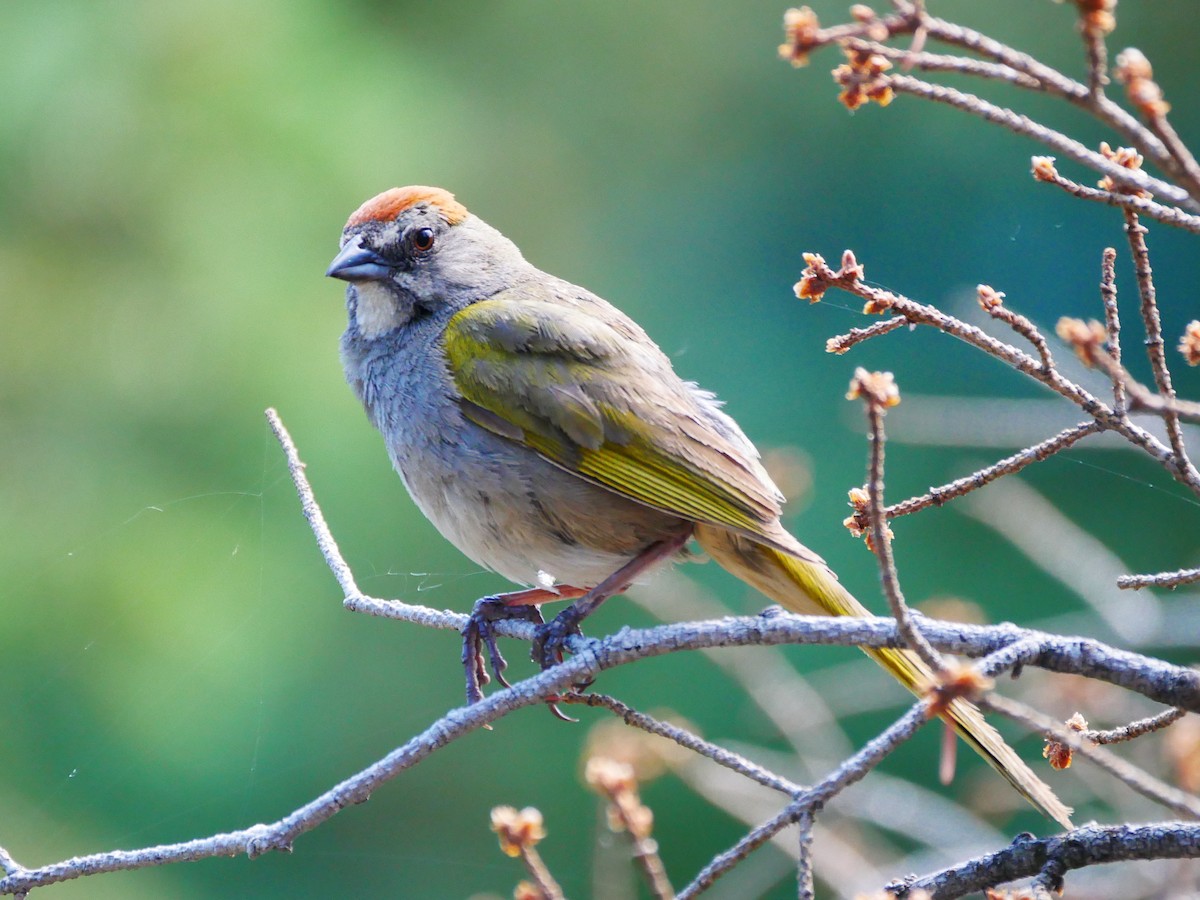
[328,206,531,339]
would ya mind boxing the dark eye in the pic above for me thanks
[411,227,435,252]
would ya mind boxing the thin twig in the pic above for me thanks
[266,408,361,599]
[1100,246,1126,415]
[892,2,1190,196]
[1118,566,1200,591]
[825,315,909,354]
[848,421,1100,533]
[854,368,947,674]
[978,286,1054,371]
[783,2,1192,206]
[1079,16,1108,100]
[1147,112,1200,202]
[1034,165,1200,234]
[562,692,801,796]
[490,807,564,900]
[898,822,1200,899]
[1083,707,1187,745]
[586,759,675,899]
[1075,347,1200,425]
[800,255,1198,493]
[1124,212,1194,474]
[879,73,1191,207]
[796,810,815,900]
[982,694,1200,820]
[676,703,929,899]
[843,38,1043,89]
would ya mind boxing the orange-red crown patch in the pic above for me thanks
[345,186,469,229]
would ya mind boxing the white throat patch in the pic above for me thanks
[354,281,405,338]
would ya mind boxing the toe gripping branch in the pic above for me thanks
[460,528,694,718]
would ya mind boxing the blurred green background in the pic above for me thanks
[3,2,1198,897]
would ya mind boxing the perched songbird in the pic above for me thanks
[327,185,1072,829]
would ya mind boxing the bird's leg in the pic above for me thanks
[531,526,694,673]
[461,586,588,705]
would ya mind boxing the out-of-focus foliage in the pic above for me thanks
[1,2,1197,897]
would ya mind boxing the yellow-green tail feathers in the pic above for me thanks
[694,524,1073,830]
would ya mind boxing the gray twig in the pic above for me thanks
[895,823,1200,899]
[1118,566,1200,591]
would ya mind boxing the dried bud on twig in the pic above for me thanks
[1179,320,1200,366]
[491,806,547,858]
[1114,47,1170,118]
[1097,141,1149,195]
[779,6,821,67]
[587,758,655,839]
[794,252,829,301]
[849,4,889,42]
[847,368,900,408]
[834,45,895,110]
[977,285,1006,310]
[843,485,870,538]
[1075,0,1116,37]
[1043,713,1088,770]
[1056,317,1108,364]
[1031,156,1059,181]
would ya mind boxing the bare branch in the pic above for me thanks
[799,254,1199,492]
[266,407,361,599]
[977,285,1054,371]
[1033,162,1200,233]
[1099,246,1126,415]
[850,366,947,674]
[677,702,930,899]
[878,73,1190,206]
[848,421,1100,533]
[1124,212,1197,478]
[490,806,563,900]
[984,694,1200,821]
[1118,566,1200,591]
[1113,47,1200,202]
[796,810,815,900]
[563,691,800,796]
[1083,707,1187,746]
[896,822,1200,900]
[825,315,909,355]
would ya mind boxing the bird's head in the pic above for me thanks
[327,186,528,338]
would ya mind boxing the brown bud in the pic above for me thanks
[1055,317,1107,364]
[490,806,547,858]
[779,7,821,67]
[847,368,900,408]
[1114,48,1170,118]
[1031,156,1059,182]
[977,285,1005,310]
[1179,320,1200,366]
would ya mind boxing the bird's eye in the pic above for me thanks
[411,227,435,253]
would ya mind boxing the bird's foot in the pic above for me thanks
[461,596,544,705]
[530,606,596,722]
[531,605,597,679]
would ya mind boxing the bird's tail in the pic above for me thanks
[694,524,1073,830]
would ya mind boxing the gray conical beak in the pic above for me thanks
[326,236,392,282]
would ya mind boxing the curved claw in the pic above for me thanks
[530,609,584,671]
[546,696,579,723]
[461,596,545,705]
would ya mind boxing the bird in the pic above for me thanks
[327,185,1072,829]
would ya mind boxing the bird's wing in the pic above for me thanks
[442,283,785,539]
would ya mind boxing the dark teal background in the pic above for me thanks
[2,2,1198,897]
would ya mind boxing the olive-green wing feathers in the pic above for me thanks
[442,284,785,540]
